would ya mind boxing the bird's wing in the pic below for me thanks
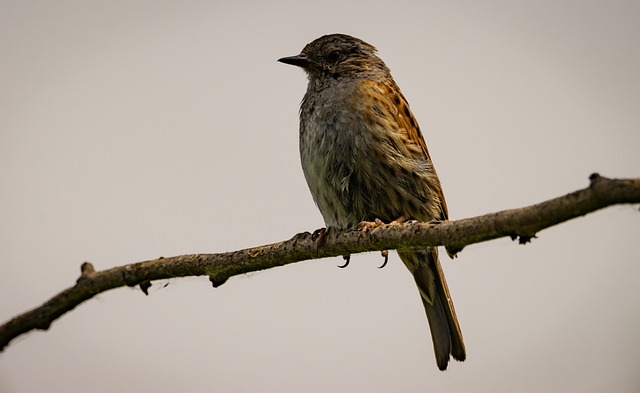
[360,79,449,221]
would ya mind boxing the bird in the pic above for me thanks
[278,33,465,371]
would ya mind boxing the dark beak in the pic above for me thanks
[278,54,310,68]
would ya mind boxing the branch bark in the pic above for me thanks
[1,173,638,351]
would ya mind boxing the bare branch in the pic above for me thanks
[1,173,638,351]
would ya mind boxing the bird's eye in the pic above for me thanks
[327,50,341,63]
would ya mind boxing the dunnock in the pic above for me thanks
[279,33,465,370]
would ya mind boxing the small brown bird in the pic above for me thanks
[279,33,465,370]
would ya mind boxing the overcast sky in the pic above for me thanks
[1,1,639,392]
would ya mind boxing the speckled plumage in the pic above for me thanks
[279,33,465,370]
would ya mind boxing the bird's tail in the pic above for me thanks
[398,248,466,370]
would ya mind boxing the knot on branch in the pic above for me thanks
[77,262,96,283]
[119,265,154,295]
[509,233,537,244]
[209,276,228,288]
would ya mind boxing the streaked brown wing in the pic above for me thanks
[361,79,449,221]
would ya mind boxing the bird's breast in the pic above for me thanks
[298,83,440,229]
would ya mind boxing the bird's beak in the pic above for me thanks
[278,54,310,68]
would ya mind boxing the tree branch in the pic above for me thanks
[1,173,638,351]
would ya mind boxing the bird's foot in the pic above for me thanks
[357,218,385,232]
[311,227,329,255]
[357,216,406,269]
[313,227,351,268]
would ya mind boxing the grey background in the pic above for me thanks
[1,1,639,392]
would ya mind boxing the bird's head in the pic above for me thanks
[278,34,389,81]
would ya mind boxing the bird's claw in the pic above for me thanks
[358,216,406,232]
[357,218,384,232]
[338,255,350,268]
[378,250,389,268]
[311,227,329,255]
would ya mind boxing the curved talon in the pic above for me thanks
[338,255,351,268]
[378,250,389,269]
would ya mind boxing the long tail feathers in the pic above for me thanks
[399,248,466,370]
